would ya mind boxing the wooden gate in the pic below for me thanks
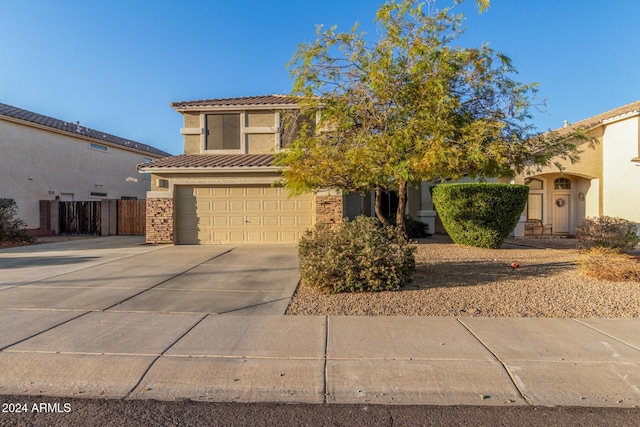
[59,201,101,235]
[117,200,146,235]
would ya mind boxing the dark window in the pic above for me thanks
[89,143,107,151]
[206,114,241,150]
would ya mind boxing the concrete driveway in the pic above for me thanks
[0,236,300,315]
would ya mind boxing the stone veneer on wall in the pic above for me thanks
[146,196,174,244]
[315,195,344,228]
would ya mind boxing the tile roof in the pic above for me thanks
[138,154,276,170]
[170,95,299,109]
[554,99,640,135]
[0,102,170,157]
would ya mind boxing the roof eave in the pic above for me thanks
[171,104,299,113]
[0,114,168,158]
[138,166,282,174]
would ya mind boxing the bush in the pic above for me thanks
[578,247,640,282]
[298,216,415,293]
[0,198,33,242]
[432,183,528,249]
[575,216,639,253]
[404,215,429,238]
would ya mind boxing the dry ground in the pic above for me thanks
[286,235,640,318]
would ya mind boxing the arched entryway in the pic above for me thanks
[524,173,597,235]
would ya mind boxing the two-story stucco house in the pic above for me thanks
[0,102,170,231]
[141,96,640,245]
[140,95,344,245]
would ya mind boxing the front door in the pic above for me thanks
[552,193,570,233]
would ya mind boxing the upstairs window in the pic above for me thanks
[205,114,241,150]
[89,142,108,151]
[554,177,571,190]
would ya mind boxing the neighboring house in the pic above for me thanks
[141,96,640,245]
[0,102,170,231]
[417,100,640,237]
[513,99,640,236]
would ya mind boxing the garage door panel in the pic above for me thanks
[229,201,244,211]
[213,217,227,227]
[229,216,245,227]
[212,201,228,211]
[177,185,314,244]
[280,216,296,226]
[246,200,262,211]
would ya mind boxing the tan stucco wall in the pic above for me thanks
[246,111,275,127]
[247,134,275,154]
[0,119,160,228]
[183,113,201,154]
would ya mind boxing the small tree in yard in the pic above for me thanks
[276,0,594,235]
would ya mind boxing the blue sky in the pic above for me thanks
[1,0,639,155]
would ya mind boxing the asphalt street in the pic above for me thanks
[2,396,640,427]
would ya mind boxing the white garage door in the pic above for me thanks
[176,185,315,244]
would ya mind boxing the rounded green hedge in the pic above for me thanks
[432,183,529,249]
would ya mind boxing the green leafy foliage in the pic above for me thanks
[432,183,528,248]
[298,216,416,293]
[576,216,639,253]
[277,0,594,235]
[403,215,430,238]
[0,198,33,242]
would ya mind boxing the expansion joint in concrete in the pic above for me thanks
[456,317,535,406]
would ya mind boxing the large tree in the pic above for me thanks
[275,0,592,233]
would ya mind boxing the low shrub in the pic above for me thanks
[431,183,528,249]
[404,215,429,239]
[575,216,639,253]
[578,247,640,282]
[298,216,415,293]
[0,198,33,242]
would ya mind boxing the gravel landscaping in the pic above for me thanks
[286,235,640,318]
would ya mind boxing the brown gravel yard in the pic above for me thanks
[286,235,640,318]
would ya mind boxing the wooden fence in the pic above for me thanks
[39,199,146,236]
[117,200,146,235]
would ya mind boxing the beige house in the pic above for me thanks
[141,96,640,244]
[0,102,169,230]
[514,99,640,236]
[140,96,343,245]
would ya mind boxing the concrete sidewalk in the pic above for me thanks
[1,237,639,408]
[1,314,639,407]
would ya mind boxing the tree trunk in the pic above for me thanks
[374,187,393,227]
[395,180,408,236]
